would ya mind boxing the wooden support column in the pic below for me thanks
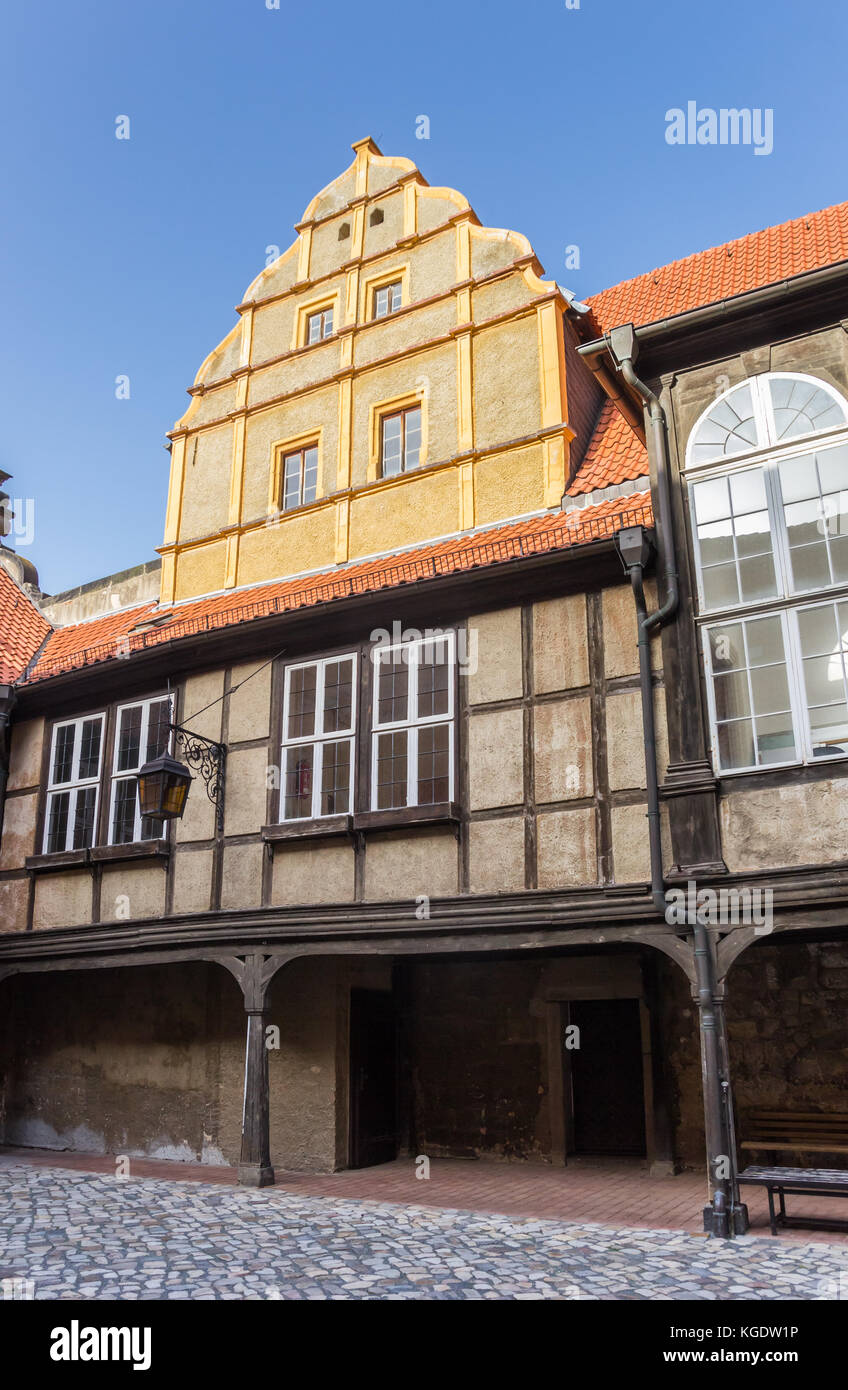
[224,951,286,1188]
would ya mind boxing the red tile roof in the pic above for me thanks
[567,401,648,496]
[588,200,848,333]
[25,493,652,684]
[0,564,51,684]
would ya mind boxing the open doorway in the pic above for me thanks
[566,998,647,1157]
[348,988,398,1168]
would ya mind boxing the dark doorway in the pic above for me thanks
[567,998,646,1157]
[349,988,398,1168]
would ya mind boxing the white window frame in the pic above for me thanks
[279,654,358,821]
[306,306,333,345]
[108,695,173,845]
[43,713,105,853]
[370,632,456,810]
[689,373,848,775]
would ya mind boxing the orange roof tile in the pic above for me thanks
[567,401,648,496]
[0,564,51,684]
[588,200,848,333]
[26,494,652,684]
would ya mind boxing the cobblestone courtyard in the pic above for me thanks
[1,1162,847,1300]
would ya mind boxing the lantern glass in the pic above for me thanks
[137,753,192,821]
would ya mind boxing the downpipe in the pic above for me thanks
[613,346,731,1236]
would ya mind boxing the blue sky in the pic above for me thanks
[2,0,846,595]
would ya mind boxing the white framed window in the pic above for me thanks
[689,373,848,773]
[281,443,319,511]
[373,280,402,319]
[371,633,455,810]
[280,655,357,820]
[109,696,173,844]
[44,714,105,853]
[380,405,421,477]
[306,306,333,344]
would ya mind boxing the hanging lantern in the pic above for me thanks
[137,751,193,821]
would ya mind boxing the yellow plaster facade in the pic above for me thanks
[159,138,574,603]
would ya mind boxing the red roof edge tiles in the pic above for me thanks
[587,200,848,334]
[0,564,52,685]
[567,400,648,496]
[25,493,652,684]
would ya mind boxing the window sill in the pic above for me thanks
[262,815,353,843]
[90,840,171,864]
[26,849,90,873]
[353,802,461,832]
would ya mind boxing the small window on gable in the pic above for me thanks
[373,281,402,319]
[338,222,350,241]
[281,443,319,511]
[306,307,333,345]
[369,208,384,226]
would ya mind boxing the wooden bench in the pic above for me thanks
[740,1110,848,1161]
[738,1166,848,1236]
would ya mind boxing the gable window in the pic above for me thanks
[688,372,848,772]
[44,714,105,852]
[306,307,333,345]
[371,634,455,809]
[109,696,173,844]
[380,405,421,478]
[281,444,318,511]
[373,280,402,319]
[280,655,357,820]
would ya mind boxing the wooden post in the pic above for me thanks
[238,953,275,1188]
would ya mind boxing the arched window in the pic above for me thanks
[687,373,848,773]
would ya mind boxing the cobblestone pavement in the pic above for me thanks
[1,1163,846,1300]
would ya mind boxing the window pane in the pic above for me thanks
[690,384,758,465]
[287,665,317,739]
[417,723,449,805]
[702,564,740,609]
[320,740,350,816]
[770,378,846,440]
[302,446,318,505]
[283,453,302,510]
[709,623,745,672]
[46,791,70,853]
[750,664,790,716]
[307,313,321,345]
[381,414,403,477]
[717,720,755,771]
[146,699,171,762]
[322,308,333,337]
[52,724,75,784]
[417,639,450,717]
[389,282,402,311]
[323,658,353,733]
[755,712,796,764]
[284,745,314,819]
[729,469,767,514]
[116,705,142,773]
[78,718,102,780]
[798,604,838,657]
[111,777,137,844]
[746,616,785,666]
[789,542,831,592]
[809,704,848,755]
[376,730,408,809]
[801,654,845,707]
[404,408,421,471]
[734,510,771,558]
[738,553,777,603]
[73,785,98,850]
[713,670,751,720]
[693,477,730,524]
[697,521,734,567]
[377,650,408,723]
[374,287,388,318]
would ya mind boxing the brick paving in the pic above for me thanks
[3,1147,848,1245]
[1,1158,847,1301]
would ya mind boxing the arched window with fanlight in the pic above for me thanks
[686,372,848,773]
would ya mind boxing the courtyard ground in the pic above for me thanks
[1,1157,846,1301]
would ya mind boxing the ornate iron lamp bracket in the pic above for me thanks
[168,723,227,832]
